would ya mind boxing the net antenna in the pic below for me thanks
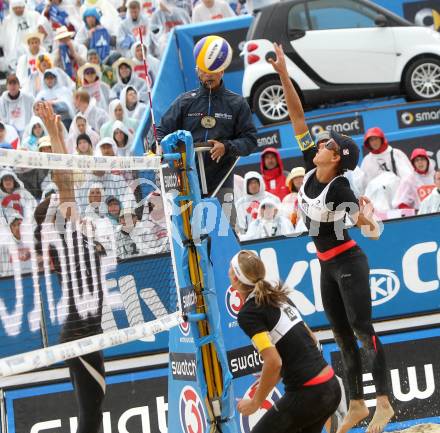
[139,30,160,154]
[0,149,181,377]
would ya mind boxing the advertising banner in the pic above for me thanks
[5,368,168,433]
[322,327,440,431]
[0,253,175,359]
[206,211,440,432]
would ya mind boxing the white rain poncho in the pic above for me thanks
[241,196,294,241]
[235,171,279,235]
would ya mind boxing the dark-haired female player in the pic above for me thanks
[35,102,106,433]
[268,43,394,433]
[233,250,341,433]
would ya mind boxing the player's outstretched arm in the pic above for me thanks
[268,43,308,137]
[38,102,78,220]
[237,346,282,416]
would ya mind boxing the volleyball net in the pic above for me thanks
[0,149,181,377]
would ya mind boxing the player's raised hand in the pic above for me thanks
[268,43,287,75]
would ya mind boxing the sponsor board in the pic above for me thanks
[219,215,440,331]
[309,115,365,137]
[170,352,197,381]
[255,129,282,149]
[162,165,182,194]
[389,134,440,169]
[179,386,207,433]
[5,368,168,433]
[397,106,440,129]
[227,345,263,378]
[0,253,175,359]
[323,328,440,428]
[403,1,440,31]
[180,286,197,314]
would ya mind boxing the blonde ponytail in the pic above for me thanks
[235,250,289,307]
[253,279,289,308]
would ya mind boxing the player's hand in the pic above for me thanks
[359,195,375,219]
[237,398,259,416]
[208,140,225,163]
[37,102,58,136]
[268,42,287,75]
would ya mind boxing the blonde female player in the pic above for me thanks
[232,250,341,433]
[267,43,394,433]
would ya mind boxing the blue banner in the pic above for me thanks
[5,367,168,433]
[322,327,440,431]
[201,211,440,432]
[0,253,176,359]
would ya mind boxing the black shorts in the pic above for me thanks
[252,376,341,433]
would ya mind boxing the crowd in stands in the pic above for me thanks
[0,0,263,276]
[236,128,440,241]
[0,0,438,272]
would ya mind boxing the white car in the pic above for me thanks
[242,0,440,124]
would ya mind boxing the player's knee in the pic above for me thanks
[354,329,376,351]
[333,330,357,351]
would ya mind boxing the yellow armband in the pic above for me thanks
[296,130,315,151]
[252,331,274,353]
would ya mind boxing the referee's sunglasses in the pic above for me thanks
[324,138,340,154]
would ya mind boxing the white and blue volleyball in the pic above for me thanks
[194,35,233,73]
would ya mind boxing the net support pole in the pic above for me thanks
[161,131,237,433]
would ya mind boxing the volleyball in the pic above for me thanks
[193,35,233,73]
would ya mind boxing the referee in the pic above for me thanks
[35,102,106,433]
[157,36,258,220]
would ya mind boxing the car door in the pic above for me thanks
[288,0,398,84]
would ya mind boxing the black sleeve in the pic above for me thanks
[156,96,184,142]
[237,303,268,340]
[223,99,258,157]
[295,129,317,173]
[326,177,359,216]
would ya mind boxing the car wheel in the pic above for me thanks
[253,80,289,125]
[404,57,440,100]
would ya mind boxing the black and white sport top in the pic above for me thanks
[237,295,327,391]
[295,130,359,253]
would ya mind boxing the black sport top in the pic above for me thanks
[296,130,359,252]
[48,226,106,343]
[237,296,327,391]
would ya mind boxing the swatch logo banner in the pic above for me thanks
[179,386,207,433]
[398,106,440,128]
[170,352,197,381]
[309,115,365,137]
[329,334,440,421]
[227,345,263,378]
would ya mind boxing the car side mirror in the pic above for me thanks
[287,28,306,40]
[374,14,388,27]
